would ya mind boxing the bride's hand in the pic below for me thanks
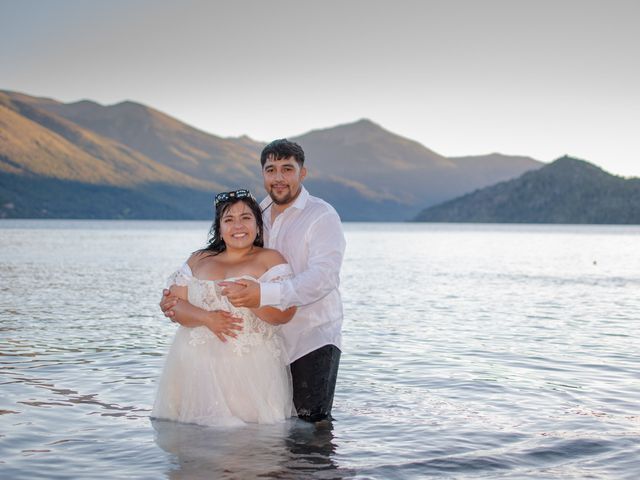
[159,289,179,320]
[205,310,243,342]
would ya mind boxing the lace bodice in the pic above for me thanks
[166,263,293,359]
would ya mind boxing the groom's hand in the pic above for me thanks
[220,280,260,308]
[160,289,179,320]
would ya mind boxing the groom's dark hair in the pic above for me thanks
[260,139,305,167]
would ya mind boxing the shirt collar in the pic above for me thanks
[291,185,309,210]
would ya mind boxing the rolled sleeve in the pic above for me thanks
[259,280,282,307]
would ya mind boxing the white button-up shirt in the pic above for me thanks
[260,186,346,363]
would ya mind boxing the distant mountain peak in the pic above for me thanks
[332,118,386,133]
[295,118,386,137]
[414,155,640,224]
[112,100,145,109]
[544,155,609,178]
[109,100,154,116]
[65,98,148,112]
[351,118,381,127]
[68,99,102,107]
[550,155,596,168]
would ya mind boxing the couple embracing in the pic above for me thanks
[152,139,345,426]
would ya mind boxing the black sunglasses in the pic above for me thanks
[214,189,252,207]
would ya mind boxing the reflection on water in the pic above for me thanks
[153,419,350,479]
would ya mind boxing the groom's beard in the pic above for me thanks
[268,185,302,206]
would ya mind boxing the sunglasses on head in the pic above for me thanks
[214,189,252,207]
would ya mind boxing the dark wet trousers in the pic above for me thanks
[290,344,341,422]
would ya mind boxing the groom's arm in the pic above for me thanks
[251,305,297,325]
[266,211,345,309]
[223,212,345,310]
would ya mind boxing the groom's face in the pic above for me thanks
[262,155,307,207]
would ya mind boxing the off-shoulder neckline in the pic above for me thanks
[184,262,290,284]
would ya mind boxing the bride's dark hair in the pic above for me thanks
[197,195,264,257]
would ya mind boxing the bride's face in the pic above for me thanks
[220,201,258,249]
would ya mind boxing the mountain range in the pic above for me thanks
[0,89,542,221]
[414,156,640,224]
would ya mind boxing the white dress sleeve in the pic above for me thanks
[258,263,294,284]
[166,262,193,288]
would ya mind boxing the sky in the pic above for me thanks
[1,0,639,176]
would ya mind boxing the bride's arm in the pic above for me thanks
[164,286,243,342]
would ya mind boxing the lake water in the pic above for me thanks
[1,220,639,479]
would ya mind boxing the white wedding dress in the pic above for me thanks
[151,263,295,426]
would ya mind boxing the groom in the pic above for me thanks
[161,139,346,422]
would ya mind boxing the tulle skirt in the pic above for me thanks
[152,326,295,427]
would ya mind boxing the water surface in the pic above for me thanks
[1,220,639,478]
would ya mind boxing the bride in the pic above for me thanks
[151,189,296,426]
